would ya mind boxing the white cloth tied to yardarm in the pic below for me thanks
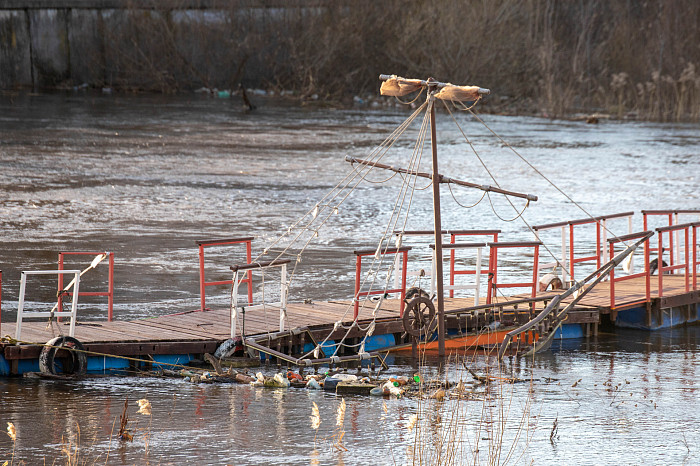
[434,84,482,102]
[380,76,423,96]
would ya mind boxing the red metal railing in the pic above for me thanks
[655,223,695,297]
[643,210,700,270]
[532,211,634,283]
[197,237,253,311]
[394,229,499,299]
[694,223,699,291]
[58,252,114,321]
[607,231,652,309]
[486,241,541,304]
[354,246,411,319]
[448,230,499,298]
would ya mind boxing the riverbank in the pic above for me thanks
[2,1,699,122]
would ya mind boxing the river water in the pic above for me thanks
[0,92,699,464]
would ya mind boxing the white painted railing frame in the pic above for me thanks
[431,244,486,306]
[16,270,81,341]
[230,262,288,339]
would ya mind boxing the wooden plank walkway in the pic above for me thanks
[1,275,695,355]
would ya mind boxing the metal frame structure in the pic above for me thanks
[197,237,253,311]
[607,231,652,309]
[230,259,290,338]
[354,246,410,319]
[655,223,694,297]
[533,212,634,285]
[58,251,114,321]
[642,209,700,272]
[486,241,541,304]
[16,270,81,341]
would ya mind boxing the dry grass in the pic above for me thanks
[403,345,537,465]
[31,0,695,121]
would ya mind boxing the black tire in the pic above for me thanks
[39,336,87,376]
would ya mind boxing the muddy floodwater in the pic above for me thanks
[0,93,699,464]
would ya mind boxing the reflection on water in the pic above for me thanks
[0,93,699,464]
[0,327,698,464]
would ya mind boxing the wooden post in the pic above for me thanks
[428,87,446,357]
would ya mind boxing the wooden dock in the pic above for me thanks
[2,274,697,374]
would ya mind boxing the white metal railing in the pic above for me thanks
[431,243,486,305]
[230,260,289,339]
[393,232,433,292]
[16,270,81,341]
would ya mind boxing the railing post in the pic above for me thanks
[279,264,287,331]
[57,253,64,313]
[486,245,497,304]
[569,224,575,282]
[231,270,240,339]
[0,270,2,337]
[532,244,540,298]
[108,252,114,321]
[449,234,456,298]
[400,250,408,316]
[693,225,698,291]
[199,243,206,311]
[245,241,253,305]
[658,233,664,297]
[354,254,362,319]
[475,248,482,306]
[16,273,26,341]
[609,242,616,309]
[644,236,651,302]
[685,227,690,292]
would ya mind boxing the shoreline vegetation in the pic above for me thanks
[1,0,699,122]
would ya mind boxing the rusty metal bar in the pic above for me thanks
[395,229,501,236]
[429,94,446,357]
[230,259,291,272]
[532,211,635,231]
[345,156,538,201]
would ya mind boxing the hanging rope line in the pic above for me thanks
[446,179,487,209]
[465,107,630,247]
[443,100,568,271]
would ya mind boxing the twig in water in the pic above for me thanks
[549,416,559,444]
[118,398,133,442]
[681,431,690,453]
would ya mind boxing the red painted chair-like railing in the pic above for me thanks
[58,251,114,321]
[197,237,253,311]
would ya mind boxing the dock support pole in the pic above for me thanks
[428,89,446,357]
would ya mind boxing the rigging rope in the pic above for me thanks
[465,106,630,248]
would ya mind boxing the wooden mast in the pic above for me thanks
[427,79,447,356]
